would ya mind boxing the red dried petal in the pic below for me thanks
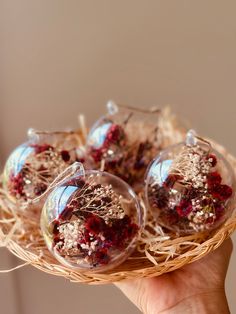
[9,172,25,197]
[90,148,104,162]
[104,124,124,147]
[176,200,193,217]
[214,204,225,220]
[207,171,222,187]
[94,248,110,265]
[85,215,106,235]
[103,215,138,249]
[210,184,233,201]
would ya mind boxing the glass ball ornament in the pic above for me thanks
[145,130,236,234]
[40,163,142,271]
[86,100,167,192]
[3,129,86,203]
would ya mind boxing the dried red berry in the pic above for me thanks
[34,182,47,196]
[206,216,214,224]
[206,154,217,167]
[53,235,61,244]
[52,220,60,235]
[61,150,70,162]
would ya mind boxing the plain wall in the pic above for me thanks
[0,1,236,313]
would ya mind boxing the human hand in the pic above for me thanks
[115,238,233,314]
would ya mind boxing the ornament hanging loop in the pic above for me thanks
[107,100,119,115]
[27,128,79,144]
[28,129,76,137]
[186,129,197,146]
[27,128,40,142]
[106,100,161,115]
[185,129,212,152]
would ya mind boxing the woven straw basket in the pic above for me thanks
[0,132,235,285]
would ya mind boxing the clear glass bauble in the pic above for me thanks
[41,167,142,271]
[86,101,169,192]
[145,132,236,234]
[3,129,85,203]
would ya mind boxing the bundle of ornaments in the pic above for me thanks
[0,101,235,284]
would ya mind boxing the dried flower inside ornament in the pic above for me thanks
[3,129,86,204]
[145,130,236,234]
[0,103,235,284]
[40,163,142,271]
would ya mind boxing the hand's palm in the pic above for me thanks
[116,239,232,313]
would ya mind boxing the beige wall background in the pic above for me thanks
[0,1,236,313]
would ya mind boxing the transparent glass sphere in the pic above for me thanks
[41,169,142,271]
[3,130,85,203]
[145,137,236,234]
[86,101,163,192]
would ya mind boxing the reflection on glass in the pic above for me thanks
[7,144,34,176]
[149,159,172,184]
[87,122,112,148]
